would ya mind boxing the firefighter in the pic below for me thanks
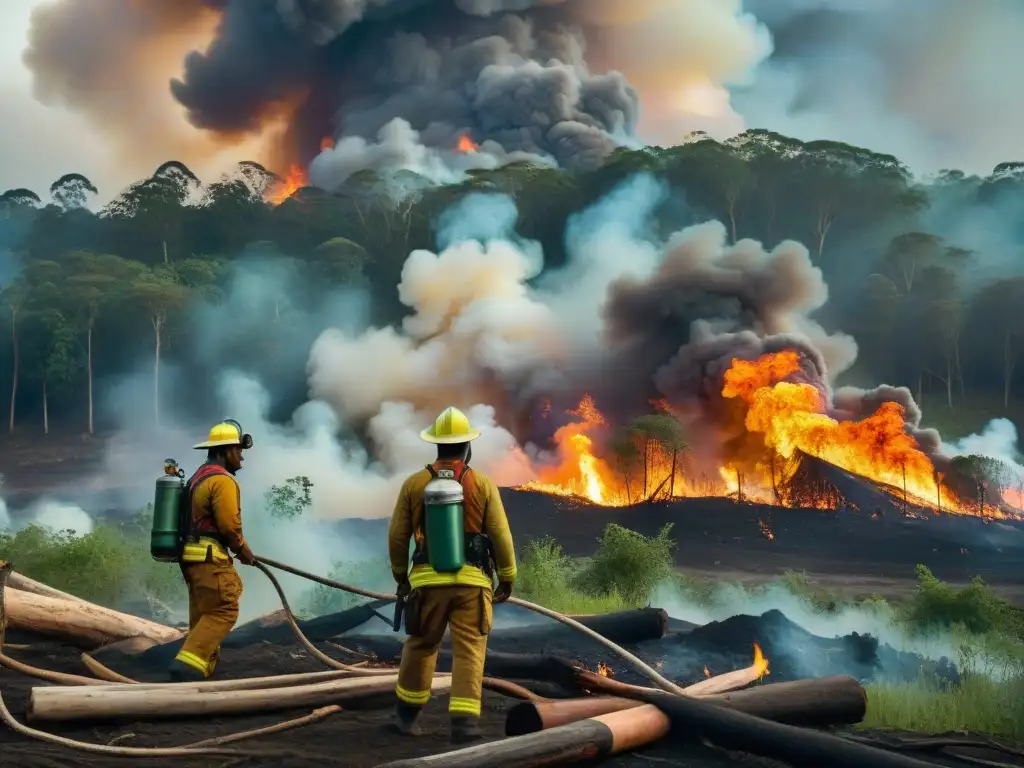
[168,419,257,682]
[388,406,517,743]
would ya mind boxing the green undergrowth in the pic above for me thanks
[0,509,182,608]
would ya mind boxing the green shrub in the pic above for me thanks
[0,514,182,607]
[579,523,675,606]
[900,564,1024,640]
[298,557,394,618]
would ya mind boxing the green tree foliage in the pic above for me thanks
[264,476,314,520]
[2,130,1024,435]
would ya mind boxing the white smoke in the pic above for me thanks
[0,496,10,531]
[30,500,94,537]
[943,418,1024,468]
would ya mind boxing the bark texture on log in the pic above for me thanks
[638,688,940,768]
[506,675,867,736]
[27,674,451,723]
[3,588,183,649]
[377,706,670,768]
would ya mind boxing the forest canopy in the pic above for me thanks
[1,131,1023,436]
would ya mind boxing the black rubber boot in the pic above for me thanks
[392,702,424,736]
[167,659,205,683]
[450,716,483,744]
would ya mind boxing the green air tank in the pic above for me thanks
[423,476,466,573]
[151,459,186,563]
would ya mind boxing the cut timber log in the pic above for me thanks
[2,565,91,605]
[506,675,868,735]
[3,588,183,649]
[27,673,451,723]
[638,688,941,768]
[377,706,671,768]
[555,608,668,645]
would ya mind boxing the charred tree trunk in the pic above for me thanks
[42,381,48,435]
[668,449,677,498]
[507,675,869,735]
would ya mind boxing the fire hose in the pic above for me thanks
[255,556,689,696]
[0,553,684,759]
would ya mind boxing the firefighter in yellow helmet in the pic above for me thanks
[168,419,258,682]
[388,406,517,743]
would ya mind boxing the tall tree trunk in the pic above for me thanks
[152,313,163,429]
[8,308,18,435]
[669,450,677,498]
[86,323,94,435]
[642,440,649,497]
[815,209,834,263]
[43,380,49,435]
[162,235,169,265]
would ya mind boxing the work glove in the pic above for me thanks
[395,577,412,600]
[237,544,258,566]
[493,581,513,604]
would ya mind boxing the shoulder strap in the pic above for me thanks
[189,463,229,491]
[425,464,438,479]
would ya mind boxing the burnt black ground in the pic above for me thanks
[336,489,1024,604]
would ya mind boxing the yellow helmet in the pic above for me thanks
[420,407,481,444]
[192,419,253,450]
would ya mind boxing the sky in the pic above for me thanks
[1,0,1021,208]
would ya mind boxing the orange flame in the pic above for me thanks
[597,662,612,677]
[703,665,710,678]
[457,135,480,152]
[753,642,769,680]
[266,165,307,205]
[758,518,775,541]
[519,350,1010,517]
[321,136,335,151]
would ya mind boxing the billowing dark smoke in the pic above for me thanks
[23,0,770,187]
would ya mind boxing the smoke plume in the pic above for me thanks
[736,0,1024,176]
[22,0,770,188]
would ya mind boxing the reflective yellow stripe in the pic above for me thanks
[174,650,211,677]
[496,565,517,581]
[448,697,481,716]
[396,684,431,705]
[181,537,231,563]
[408,564,492,590]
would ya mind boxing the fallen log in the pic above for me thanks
[3,588,183,649]
[636,688,942,768]
[27,673,451,723]
[377,705,671,768]
[1,564,92,605]
[525,608,668,646]
[506,675,868,735]
[223,599,393,648]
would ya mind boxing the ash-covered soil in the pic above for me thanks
[0,631,789,768]
[1,608,1019,768]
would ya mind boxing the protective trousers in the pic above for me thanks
[175,562,243,678]
[396,585,493,718]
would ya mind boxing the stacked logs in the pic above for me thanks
[1,564,941,768]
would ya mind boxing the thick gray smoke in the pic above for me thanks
[22,0,770,189]
[737,0,1024,176]
[305,175,966,489]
